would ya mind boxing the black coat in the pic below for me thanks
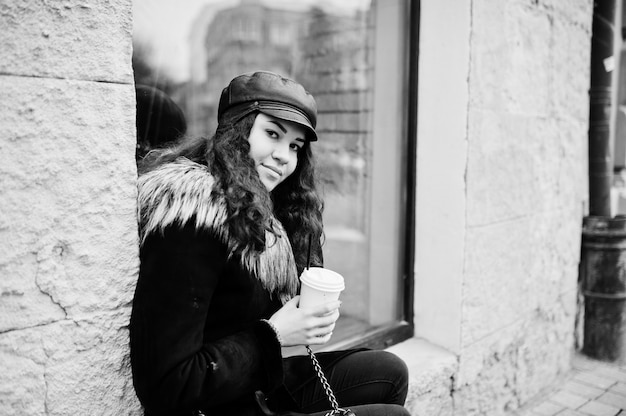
[130,160,349,416]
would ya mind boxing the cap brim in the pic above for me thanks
[219,101,318,141]
[257,104,317,142]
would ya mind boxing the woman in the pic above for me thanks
[130,71,410,416]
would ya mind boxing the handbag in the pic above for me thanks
[254,346,355,416]
[304,346,355,416]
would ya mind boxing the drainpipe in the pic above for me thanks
[581,0,626,363]
[588,0,616,216]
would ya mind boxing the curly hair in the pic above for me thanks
[138,112,324,270]
[272,143,324,270]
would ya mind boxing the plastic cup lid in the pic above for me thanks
[300,267,345,292]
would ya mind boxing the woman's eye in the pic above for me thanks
[266,129,279,139]
[290,143,302,152]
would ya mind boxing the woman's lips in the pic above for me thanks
[262,164,282,178]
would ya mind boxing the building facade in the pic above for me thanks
[0,0,594,415]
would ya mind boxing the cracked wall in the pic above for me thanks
[0,0,597,414]
[0,0,141,414]
[454,0,592,414]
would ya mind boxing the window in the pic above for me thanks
[233,18,261,42]
[132,0,416,351]
[269,25,291,46]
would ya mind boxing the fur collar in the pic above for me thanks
[137,158,298,303]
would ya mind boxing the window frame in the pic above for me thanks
[132,0,420,352]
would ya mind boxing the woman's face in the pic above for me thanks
[247,112,307,191]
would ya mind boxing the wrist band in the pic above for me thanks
[261,319,283,346]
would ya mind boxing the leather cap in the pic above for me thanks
[218,71,318,141]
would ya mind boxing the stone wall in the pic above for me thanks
[0,1,141,414]
[454,0,592,414]
[0,0,596,414]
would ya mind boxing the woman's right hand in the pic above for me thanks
[268,296,340,347]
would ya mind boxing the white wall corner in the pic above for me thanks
[413,0,472,354]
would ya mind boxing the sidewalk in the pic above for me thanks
[518,353,626,416]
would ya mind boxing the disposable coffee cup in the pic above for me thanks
[299,267,345,309]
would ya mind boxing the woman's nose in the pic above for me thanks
[272,143,290,163]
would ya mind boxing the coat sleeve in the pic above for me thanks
[129,223,284,415]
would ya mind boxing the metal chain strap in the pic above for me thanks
[305,345,354,416]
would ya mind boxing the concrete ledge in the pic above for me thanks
[387,338,458,416]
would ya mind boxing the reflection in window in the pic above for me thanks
[269,25,291,46]
[133,0,410,351]
[233,18,261,42]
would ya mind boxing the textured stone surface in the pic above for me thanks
[387,339,458,416]
[461,207,582,346]
[450,0,593,414]
[470,1,552,114]
[0,76,138,326]
[0,0,133,83]
[413,0,592,414]
[0,319,141,415]
[0,26,140,414]
[464,111,586,225]
[455,312,574,415]
[0,0,597,414]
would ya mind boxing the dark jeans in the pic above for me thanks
[274,350,410,416]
